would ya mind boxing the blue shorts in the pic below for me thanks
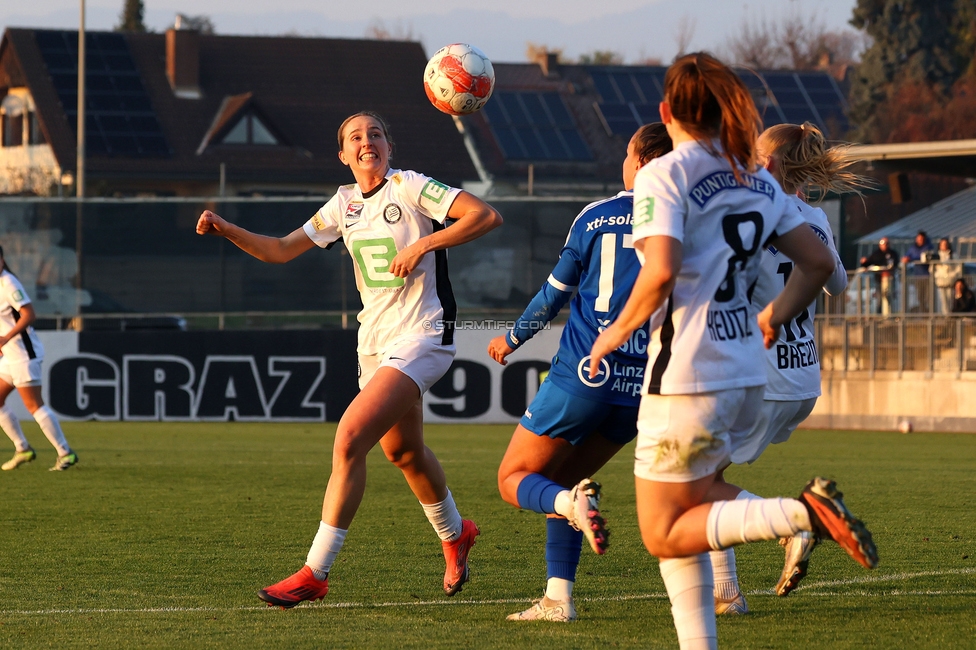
[520,379,639,446]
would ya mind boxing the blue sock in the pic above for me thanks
[516,473,564,514]
[546,517,583,581]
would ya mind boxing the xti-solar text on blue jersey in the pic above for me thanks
[506,191,649,405]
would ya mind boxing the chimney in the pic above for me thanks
[166,28,201,99]
[540,52,560,78]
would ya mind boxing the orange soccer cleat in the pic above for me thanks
[257,565,329,609]
[442,519,480,596]
[799,477,878,570]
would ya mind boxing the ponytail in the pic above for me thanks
[759,122,874,197]
[663,52,761,184]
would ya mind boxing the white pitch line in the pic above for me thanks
[2,568,973,616]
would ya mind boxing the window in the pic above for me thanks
[220,113,279,146]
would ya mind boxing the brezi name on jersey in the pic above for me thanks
[776,339,820,369]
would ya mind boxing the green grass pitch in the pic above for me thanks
[0,422,974,648]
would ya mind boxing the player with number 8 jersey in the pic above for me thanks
[196,111,502,608]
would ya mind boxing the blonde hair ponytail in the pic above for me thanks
[760,122,874,197]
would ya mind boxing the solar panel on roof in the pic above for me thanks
[483,92,592,162]
[612,73,642,103]
[590,70,621,103]
[34,29,170,157]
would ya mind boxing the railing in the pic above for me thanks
[824,262,976,316]
[816,314,976,373]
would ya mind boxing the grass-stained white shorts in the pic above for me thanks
[0,356,43,387]
[634,386,763,482]
[729,396,817,465]
[358,337,455,394]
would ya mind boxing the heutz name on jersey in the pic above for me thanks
[351,237,405,288]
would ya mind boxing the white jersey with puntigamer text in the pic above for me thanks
[0,270,44,363]
[303,169,461,356]
[631,140,805,395]
[752,195,844,401]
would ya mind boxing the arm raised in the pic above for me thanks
[196,210,315,264]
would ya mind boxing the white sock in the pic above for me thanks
[420,489,463,542]
[710,489,761,598]
[705,498,811,550]
[33,406,70,457]
[545,577,574,602]
[660,554,717,650]
[306,521,347,580]
[709,549,739,599]
[553,490,573,519]
[0,405,30,452]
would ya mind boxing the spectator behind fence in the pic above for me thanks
[860,237,899,314]
[952,278,976,313]
[903,230,935,312]
[934,238,959,315]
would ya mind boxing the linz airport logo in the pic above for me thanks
[383,203,402,224]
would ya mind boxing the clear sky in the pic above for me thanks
[2,0,861,63]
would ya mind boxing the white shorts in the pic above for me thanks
[0,356,43,387]
[729,397,818,465]
[358,338,455,394]
[634,386,764,483]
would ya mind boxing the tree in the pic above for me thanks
[723,8,863,71]
[673,15,697,60]
[577,51,623,65]
[848,0,976,142]
[365,18,416,41]
[116,0,146,33]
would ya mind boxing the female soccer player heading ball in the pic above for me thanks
[588,53,878,649]
[197,111,502,608]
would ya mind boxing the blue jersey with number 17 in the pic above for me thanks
[507,191,649,406]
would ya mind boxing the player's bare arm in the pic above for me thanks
[589,235,681,377]
[389,192,502,278]
[196,210,316,264]
[757,224,835,348]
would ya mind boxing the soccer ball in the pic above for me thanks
[898,420,913,434]
[424,43,495,116]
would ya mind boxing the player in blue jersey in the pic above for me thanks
[589,53,877,649]
[487,123,672,622]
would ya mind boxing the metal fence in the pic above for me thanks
[824,265,976,316]
[817,315,976,373]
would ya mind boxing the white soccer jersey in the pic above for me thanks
[0,270,44,363]
[632,140,805,395]
[752,195,845,401]
[303,168,461,356]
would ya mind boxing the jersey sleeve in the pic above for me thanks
[806,206,847,296]
[3,274,31,309]
[505,220,585,349]
[303,196,342,248]
[632,160,685,244]
[397,170,462,224]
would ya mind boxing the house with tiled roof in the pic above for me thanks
[0,27,477,196]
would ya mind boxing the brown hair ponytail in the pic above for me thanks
[759,122,874,197]
[663,52,761,184]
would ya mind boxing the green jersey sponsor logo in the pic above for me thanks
[634,197,654,228]
[420,179,450,205]
[351,237,404,288]
[10,289,24,303]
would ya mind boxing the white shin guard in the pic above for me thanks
[705,497,811,550]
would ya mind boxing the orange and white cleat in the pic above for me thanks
[799,477,878,570]
[442,519,480,596]
[568,478,609,555]
[257,566,329,609]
